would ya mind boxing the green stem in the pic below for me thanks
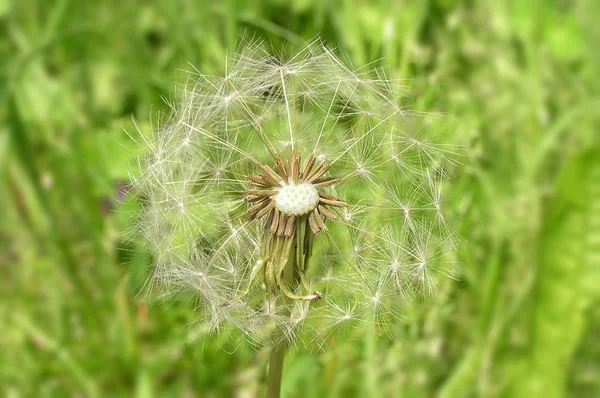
[266,236,297,398]
[267,339,287,398]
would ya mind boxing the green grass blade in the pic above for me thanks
[512,147,600,396]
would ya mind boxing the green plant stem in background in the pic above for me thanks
[266,239,297,398]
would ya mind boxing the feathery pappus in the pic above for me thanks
[132,38,460,347]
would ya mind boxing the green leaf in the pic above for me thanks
[512,147,600,397]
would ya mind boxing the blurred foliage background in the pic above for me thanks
[1,0,599,396]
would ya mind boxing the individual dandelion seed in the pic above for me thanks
[131,37,461,397]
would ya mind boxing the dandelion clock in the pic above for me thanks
[132,38,459,397]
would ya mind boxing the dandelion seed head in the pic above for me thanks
[132,38,461,348]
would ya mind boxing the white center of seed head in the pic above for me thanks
[272,180,319,216]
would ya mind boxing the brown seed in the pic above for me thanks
[245,194,263,202]
[266,207,275,226]
[246,190,278,197]
[306,162,330,182]
[301,154,316,181]
[247,175,268,187]
[284,215,296,237]
[270,209,280,234]
[247,199,269,217]
[291,153,301,183]
[277,213,288,236]
[275,155,289,181]
[314,210,328,232]
[308,212,320,234]
[319,193,346,207]
[313,177,340,187]
[256,201,276,219]
[318,204,338,220]
[260,164,282,186]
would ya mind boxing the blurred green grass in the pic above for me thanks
[1,0,600,396]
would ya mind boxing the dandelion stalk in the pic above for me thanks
[267,340,287,398]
